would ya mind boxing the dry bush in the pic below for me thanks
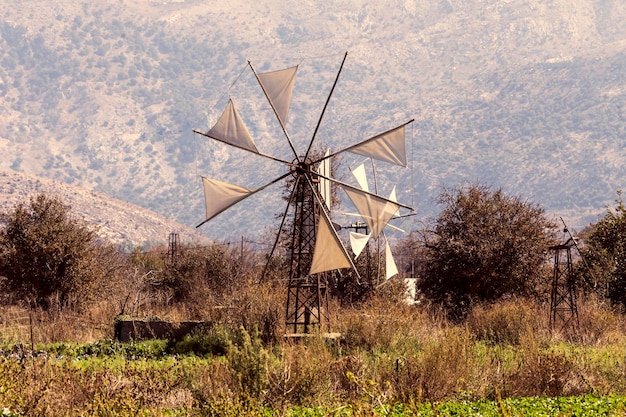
[334,298,492,404]
[371,324,507,404]
[504,326,576,398]
[266,339,340,409]
[0,303,115,345]
[576,295,626,345]
[242,282,284,344]
[0,356,197,416]
[466,298,548,345]
[583,341,626,395]
[336,294,436,352]
[218,280,285,345]
[409,327,476,402]
[187,360,236,405]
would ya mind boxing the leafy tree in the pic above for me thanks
[0,193,110,309]
[417,184,556,320]
[577,192,626,306]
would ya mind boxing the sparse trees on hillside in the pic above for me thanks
[0,193,114,309]
[417,184,556,320]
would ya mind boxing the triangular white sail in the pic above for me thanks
[342,187,400,238]
[349,231,371,258]
[317,149,332,209]
[389,185,401,217]
[348,125,407,167]
[310,210,352,275]
[351,163,370,192]
[385,240,399,279]
[200,177,254,223]
[257,66,298,129]
[389,185,397,203]
[207,98,259,153]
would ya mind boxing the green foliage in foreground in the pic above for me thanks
[38,326,233,359]
[0,330,625,416]
[400,395,626,416]
[282,395,626,416]
[2,393,622,417]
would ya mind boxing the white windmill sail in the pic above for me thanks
[349,231,371,258]
[198,177,255,226]
[257,66,298,129]
[389,185,401,217]
[207,98,259,153]
[317,149,332,209]
[351,163,370,192]
[385,240,399,279]
[310,210,352,274]
[348,124,407,167]
[342,187,400,238]
[389,185,397,204]
[197,172,290,229]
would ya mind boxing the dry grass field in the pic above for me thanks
[0,287,625,415]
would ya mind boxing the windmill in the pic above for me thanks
[345,159,412,285]
[193,52,414,335]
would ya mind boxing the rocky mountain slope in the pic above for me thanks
[0,170,209,249]
[0,0,624,239]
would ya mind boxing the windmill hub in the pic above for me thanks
[289,158,318,181]
[297,161,311,172]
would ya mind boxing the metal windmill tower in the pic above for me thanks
[549,218,580,334]
[193,52,414,335]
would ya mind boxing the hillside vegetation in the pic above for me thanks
[0,0,624,239]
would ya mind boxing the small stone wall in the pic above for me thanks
[114,319,210,342]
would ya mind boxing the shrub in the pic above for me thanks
[578,193,626,306]
[172,325,231,356]
[0,194,116,309]
[417,183,556,320]
[160,244,247,304]
[507,328,575,397]
[466,299,546,345]
[227,326,269,403]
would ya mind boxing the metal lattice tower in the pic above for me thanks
[285,165,329,335]
[166,232,181,265]
[549,237,579,333]
[345,221,371,285]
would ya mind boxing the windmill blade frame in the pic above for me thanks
[193,128,291,165]
[313,118,415,167]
